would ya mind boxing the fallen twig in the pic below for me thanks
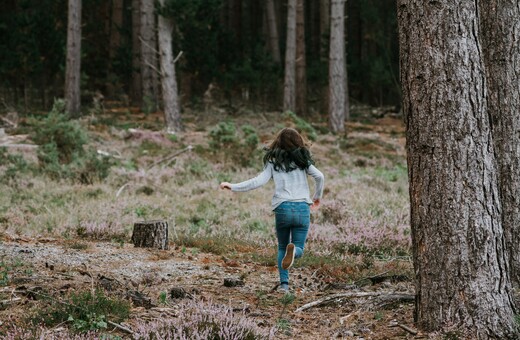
[108,320,135,334]
[295,291,414,313]
[146,145,193,170]
[390,321,418,335]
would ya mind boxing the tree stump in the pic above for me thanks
[131,220,169,250]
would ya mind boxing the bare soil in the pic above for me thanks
[0,236,418,339]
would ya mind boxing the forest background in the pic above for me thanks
[0,0,424,339]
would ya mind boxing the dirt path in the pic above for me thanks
[0,238,416,339]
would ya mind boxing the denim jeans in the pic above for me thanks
[274,201,310,284]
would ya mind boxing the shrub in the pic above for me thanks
[0,147,30,182]
[133,299,274,339]
[33,289,131,333]
[208,121,260,167]
[30,99,112,184]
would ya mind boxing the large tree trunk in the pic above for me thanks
[398,0,517,337]
[295,0,307,116]
[328,0,346,134]
[479,0,520,289]
[266,0,281,64]
[140,0,159,112]
[130,0,142,106]
[283,0,297,112]
[157,0,182,133]
[65,0,82,117]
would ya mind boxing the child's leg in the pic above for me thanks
[291,205,310,259]
[275,208,291,284]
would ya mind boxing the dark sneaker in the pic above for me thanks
[281,243,295,270]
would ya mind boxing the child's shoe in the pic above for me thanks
[281,243,295,270]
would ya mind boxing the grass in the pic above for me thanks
[0,108,410,272]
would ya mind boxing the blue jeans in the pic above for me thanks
[274,201,310,284]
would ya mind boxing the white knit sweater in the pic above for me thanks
[230,162,325,209]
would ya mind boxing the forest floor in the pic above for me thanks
[0,104,424,339]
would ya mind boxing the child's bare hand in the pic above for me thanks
[220,182,232,190]
[311,198,320,210]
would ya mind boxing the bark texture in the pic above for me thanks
[65,0,82,117]
[140,0,159,112]
[479,0,520,288]
[320,0,330,60]
[328,0,346,134]
[131,220,169,250]
[398,0,517,337]
[283,0,297,112]
[266,0,281,64]
[157,0,182,133]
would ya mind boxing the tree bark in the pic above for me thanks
[479,0,520,289]
[65,0,82,117]
[283,0,297,113]
[140,0,159,112]
[131,220,169,250]
[130,0,142,106]
[398,0,517,337]
[157,0,182,133]
[328,0,346,134]
[295,0,307,116]
[266,0,281,64]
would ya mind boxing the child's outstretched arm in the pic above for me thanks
[220,163,273,192]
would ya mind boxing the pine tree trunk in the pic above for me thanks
[131,220,169,250]
[107,0,124,97]
[320,0,330,61]
[398,0,517,337]
[328,0,346,134]
[157,0,182,133]
[479,0,520,289]
[283,0,297,113]
[140,0,159,112]
[65,0,82,117]
[130,0,142,106]
[295,0,307,116]
[266,0,281,64]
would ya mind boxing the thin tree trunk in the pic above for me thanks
[107,0,124,97]
[65,0,82,117]
[479,0,520,289]
[320,0,330,61]
[398,0,517,337]
[131,0,142,106]
[295,0,307,116]
[157,0,182,133]
[283,0,297,112]
[328,0,346,134]
[140,0,159,112]
[266,0,281,64]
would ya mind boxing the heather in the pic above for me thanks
[0,107,411,338]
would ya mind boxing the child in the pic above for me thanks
[220,127,324,292]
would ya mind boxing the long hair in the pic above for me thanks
[263,128,314,172]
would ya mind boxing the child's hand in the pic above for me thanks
[311,198,320,210]
[220,182,232,190]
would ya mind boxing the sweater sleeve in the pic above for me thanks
[230,163,273,192]
[307,165,324,200]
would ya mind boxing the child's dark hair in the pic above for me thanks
[263,127,314,172]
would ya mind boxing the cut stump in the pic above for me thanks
[131,220,169,250]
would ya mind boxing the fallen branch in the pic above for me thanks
[389,321,418,335]
[295,292,381,313]
[146,145,192,170]
[0,143,38,149]
[295,291,414,313]
[108,320,135,334]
